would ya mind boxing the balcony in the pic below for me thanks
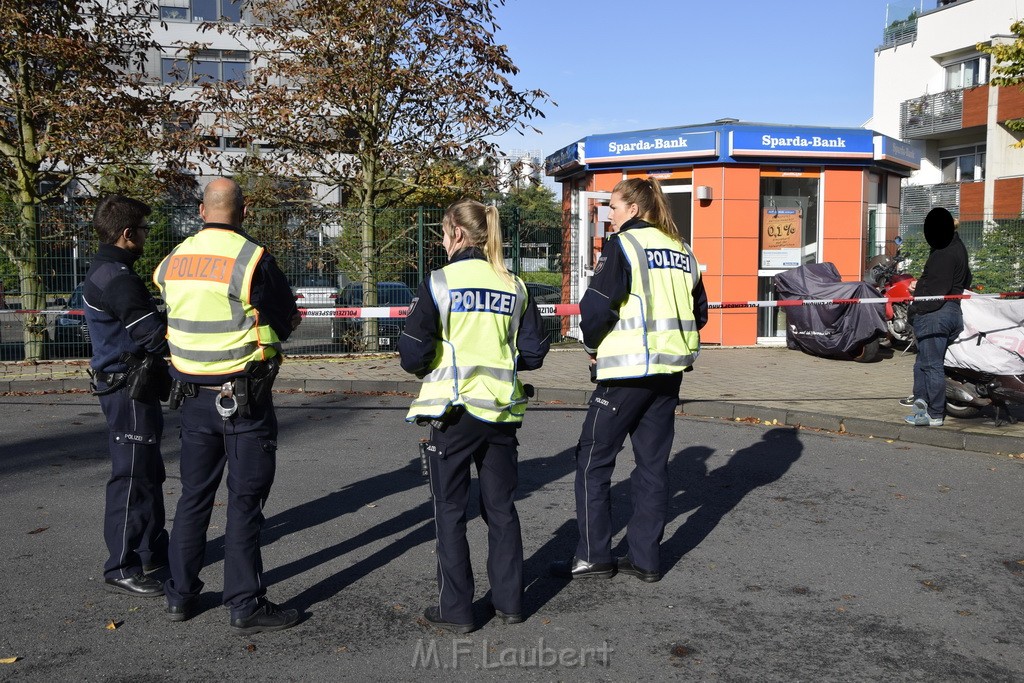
[900,90,964,140]
[880,14,917,50]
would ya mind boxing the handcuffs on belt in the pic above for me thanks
[216,381,238,419]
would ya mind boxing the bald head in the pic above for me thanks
[200,178,245,226]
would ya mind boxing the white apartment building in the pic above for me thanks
[869,0,1024,229]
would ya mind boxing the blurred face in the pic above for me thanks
[607,192,638,231]
[124,221,149,255]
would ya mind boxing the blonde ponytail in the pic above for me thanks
[443,199,515,286]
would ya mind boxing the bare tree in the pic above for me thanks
[0,0,202,359]
[204,0,549,349]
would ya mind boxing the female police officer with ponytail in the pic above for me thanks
[400,199,549,633]
[551,177,708,584]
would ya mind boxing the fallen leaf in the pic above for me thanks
[246,643,257,652]
[336,646,348,653]
[541,618,551,625]
[27,527,49,535]
[836,606,847,612]
[0,657,20,664]
[105,619,122,630]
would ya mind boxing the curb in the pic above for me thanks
[2,374,1019,457]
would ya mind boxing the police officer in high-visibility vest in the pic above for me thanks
[154,178,302,634]
[551,177,708,583]
[400,199,550,633]
[84,194,171,598]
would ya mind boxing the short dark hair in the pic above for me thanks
[93,194,152,245]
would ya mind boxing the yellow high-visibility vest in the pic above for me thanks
[594,226,701,380]
[406,259,529,424]
[154,228,281,377]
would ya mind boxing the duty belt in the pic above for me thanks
[198,382,238,419]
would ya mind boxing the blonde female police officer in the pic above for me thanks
[399,199,549,633]
[551,177,708,583]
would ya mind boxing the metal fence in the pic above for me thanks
[896,210,1024,296]
[0,202,565,360]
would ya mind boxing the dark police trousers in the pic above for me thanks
[574,372,683,572]
[165,388,277,619]
[98,386,167,580]
[427,412,522,624]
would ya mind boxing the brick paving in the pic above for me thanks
[2,345,1022,455]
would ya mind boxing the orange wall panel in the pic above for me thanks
[959,182,984,217]
[826,238,868,279]
[994,177,1024,219]
[998,85,1024,124]
[823,167,862,201]
[962,86,989,128]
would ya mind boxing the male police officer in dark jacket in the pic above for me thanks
[904,207,972,427]
[84,194,170,597]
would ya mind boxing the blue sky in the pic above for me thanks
[490,0,920,159]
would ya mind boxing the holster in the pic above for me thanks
[168,379,199,410]
[235,355,281,419]
[125,352,172,403]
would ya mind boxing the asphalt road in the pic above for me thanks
[2,392,1023,681]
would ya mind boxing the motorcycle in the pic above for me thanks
[863,236,916,349]
[942,294,1024,425]
[774,262,888,363]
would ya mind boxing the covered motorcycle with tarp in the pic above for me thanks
[773,262,887,362]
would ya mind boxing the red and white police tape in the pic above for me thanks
[10,291,1024,319]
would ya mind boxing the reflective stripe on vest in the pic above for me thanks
[406,260,528,423]
[154,229,281,376]
[595,227,701,380]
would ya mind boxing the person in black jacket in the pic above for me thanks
[904,207,972,426]
[399,199,549,633]
[84,194,170,597]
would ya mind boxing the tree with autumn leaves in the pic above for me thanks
[202,0,549,349]
[0,0,204,359]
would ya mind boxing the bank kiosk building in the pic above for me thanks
[544,120,921,346]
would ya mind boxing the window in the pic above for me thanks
[159,0,241,22]
[162,50,249,85]
[940,145,985,183]
[944,57,987,90]
[204,135,246,150]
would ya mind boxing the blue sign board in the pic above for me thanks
[545,141,583,175]
[729,126,874,158]
[873,135,921,169]
[584,129,718,164]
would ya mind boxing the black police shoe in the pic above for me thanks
[615,556,661,583]
[166,597,199,623]
[549,557,616,579]
[229,600,299,635]
[105,573,165,597]
[422,606,476,634]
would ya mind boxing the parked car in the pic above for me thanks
[51,282,91,358]
[526,282,563,342]
[333,281,415,351]
[293,274,338,308]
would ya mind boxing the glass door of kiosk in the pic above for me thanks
[573,191,612,339]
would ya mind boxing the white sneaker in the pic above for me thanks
[903,413,943,427]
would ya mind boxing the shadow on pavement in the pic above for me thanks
[660,427,803,572]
